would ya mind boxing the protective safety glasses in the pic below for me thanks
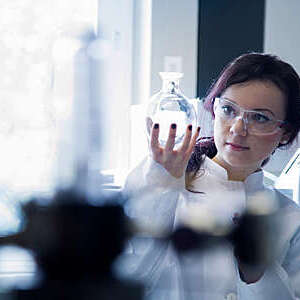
[213,97,287,135]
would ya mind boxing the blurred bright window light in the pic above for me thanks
[0,0,97,200]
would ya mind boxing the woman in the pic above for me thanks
[121,53,300,300]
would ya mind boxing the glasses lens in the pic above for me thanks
[216,99,238,119]
[247,112,278,134]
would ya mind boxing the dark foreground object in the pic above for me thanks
[0,190,143,300]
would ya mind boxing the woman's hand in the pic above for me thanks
[150,123,200,178]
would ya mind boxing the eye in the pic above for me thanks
[251,113,271,123]
[221,104,236,116]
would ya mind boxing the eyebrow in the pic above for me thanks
[222,97,276,117]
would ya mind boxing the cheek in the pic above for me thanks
[252,133,282,154]
[213,119,227,137]
[213,120,230,144]
[213,121,230,153]
[259,132,282,144]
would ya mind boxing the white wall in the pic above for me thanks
[263,0,300,175]
[264,0,300,75]
[151,0,199,99]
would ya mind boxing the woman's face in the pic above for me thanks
[213,80,290,175]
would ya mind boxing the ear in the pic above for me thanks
[279,130,292,145]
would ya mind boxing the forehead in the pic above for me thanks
[221,80,287,118]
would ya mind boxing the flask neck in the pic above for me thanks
[162,79,180,94]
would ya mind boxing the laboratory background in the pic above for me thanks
[0,0,299,298]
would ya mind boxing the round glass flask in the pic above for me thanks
[146,72,197,147]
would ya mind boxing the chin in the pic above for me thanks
[226,155,266,170]
[224,153,257,168]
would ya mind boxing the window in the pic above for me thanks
[0,0,99,283]
[0,0,97,230]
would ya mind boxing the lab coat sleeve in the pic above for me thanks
[118,156,184,290]
[237,211,300,300]
[123,156,185,232]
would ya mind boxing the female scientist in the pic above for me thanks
[122,53,300,300]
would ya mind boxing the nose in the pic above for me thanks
[229,116,247,136]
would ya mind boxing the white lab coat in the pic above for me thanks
[119,156,300,300]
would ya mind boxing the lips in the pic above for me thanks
[226,142,250,150]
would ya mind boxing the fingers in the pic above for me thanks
[165,123,177,152]
[150,123,160,151]
[179,124,193,153]
[146,117,153,135]
[150,123,200,157]
[186,126,201,155]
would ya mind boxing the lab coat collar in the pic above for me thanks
[200,157,264,192]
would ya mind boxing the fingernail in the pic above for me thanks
[154,123,159,129]
[188,125,192,131]
[197,126,200,132]
[171,123,176,129]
